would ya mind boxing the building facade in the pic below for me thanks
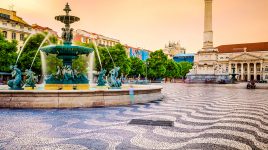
[125,45,151,61]
[217,42,268,81]
[31,24,58,37]
[73,29,120,47]
[173,53,194,63]
[163,41,186,59]
[0,8,33,51]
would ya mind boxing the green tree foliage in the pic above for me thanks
[95,44,131,75]
[0,33,17,72]
[147,50,167,79]
[72,56,88,74]
[44,34,61,75]
[129,57,145,77]
[165,59,180,79]
[46,54,63,75]
[17,33,46,75]
[178,61,193,78]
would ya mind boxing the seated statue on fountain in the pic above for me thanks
[62,65,74,83]
[73,67,88,84]
[8,65,24,90]
[108,67,122,89]
[97,69,107,86]
[61,28,73,44]
[24,69,38,89]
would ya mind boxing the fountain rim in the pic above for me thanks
[40,44,94,55]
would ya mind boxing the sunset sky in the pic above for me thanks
[1,0,268,53]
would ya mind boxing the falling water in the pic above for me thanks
[40,51,47,83]
[88,52,95,83]
[30,33,51,69]
[15,34,34,64]
[92,40,102,69]
[105,46,115,67]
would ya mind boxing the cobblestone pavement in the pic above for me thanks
[0,83,268,150]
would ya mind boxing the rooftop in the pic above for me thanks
[0,8,30,26]
[217,42,268,53]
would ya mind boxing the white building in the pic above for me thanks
[217,42,268,81]
[188,0,268,82]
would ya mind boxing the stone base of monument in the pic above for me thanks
[186,74,231,84]
[44,84,90,90]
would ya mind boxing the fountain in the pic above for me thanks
[229,65,238,84]
[40,3,94,90]
[0,3,163,109]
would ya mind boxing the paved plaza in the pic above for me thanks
[0,83,267,150]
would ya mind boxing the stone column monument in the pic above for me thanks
[203,0,213,49]
[186,0,230,83]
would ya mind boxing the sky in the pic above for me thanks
[1,0,268,53]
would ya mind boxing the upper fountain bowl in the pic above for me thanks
[55,15,80,25]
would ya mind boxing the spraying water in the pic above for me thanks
[16,32,52,65]
[92,40,102,69]
[30,33,51,69]
[105,46,115,67]
[15,34,34,64]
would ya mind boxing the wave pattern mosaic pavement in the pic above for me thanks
[0,83,268,150]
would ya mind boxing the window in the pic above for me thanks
[11,32,16,40]
[2,22,7,26]
[2,31,7,38]
[265,75,268,79]
[12,24,16,27]
[265,67,268,72]
[20,34,24,41]
[20,25,24,29]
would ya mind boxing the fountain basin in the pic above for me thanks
[41,45,93,56]
[0,85,163,108]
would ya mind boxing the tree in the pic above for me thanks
[46,54,63,75]
[95,44,131,75]
[0,33,17,72]
[45,35,62,75]
[147,50,168,79]
[129,57,145,78]
[72,56,88,74]
[178,61,193,78]
[165,59,180,80]
[17,33,46,75]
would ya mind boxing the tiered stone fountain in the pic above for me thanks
[0,3,163,109]
[41,3,94,90]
